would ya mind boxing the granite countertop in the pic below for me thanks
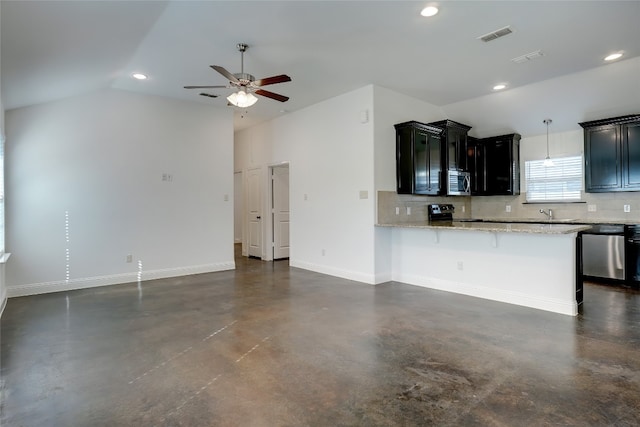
[376,221,592,235]
[476,217,638,225]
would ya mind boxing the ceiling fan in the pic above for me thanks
[184,43,291,107]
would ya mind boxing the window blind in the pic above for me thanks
[525,155,582,202]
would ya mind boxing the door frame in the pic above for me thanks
[233,170,243,245]
[245,166,263,258]
[265,162,290,261]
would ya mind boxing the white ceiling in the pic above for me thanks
[2,1,640,134]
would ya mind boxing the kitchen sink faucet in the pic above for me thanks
[539,208,553,220]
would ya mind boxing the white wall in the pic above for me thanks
[371,86,445,281]
[0,0,6,314]
[233,171,243,243]
[5,89,235,296]
[236,86,379,283]
[521,129,583,162]
[372,85,445,193]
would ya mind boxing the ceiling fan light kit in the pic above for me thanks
[184,43,291,108]
[227,90,258,108]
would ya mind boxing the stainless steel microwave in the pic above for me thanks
[447,170,471,196]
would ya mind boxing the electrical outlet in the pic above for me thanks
[304,194,308,201]
[506,205,511,213]
[126,254,133,263]
[224,194,229,202]
[457,261,463,271]
[395,207,400,215]
[462,205,466,213]
[588,204,597,212]
[406,206,411,215]
[321,249,326,256]
[624,204,631,213]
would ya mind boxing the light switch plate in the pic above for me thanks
[588,204,597,212]
[624,204,631,213]
[359,190,368,199]
[506,205,511,213]
[406,206,411,215]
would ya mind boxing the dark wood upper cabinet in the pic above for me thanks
[427,120,472,172]
[623,121,640,190]
[470,133,521,196]
[580,115,640,193]
[395,121,444,195]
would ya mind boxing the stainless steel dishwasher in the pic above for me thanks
[581,224,625,280]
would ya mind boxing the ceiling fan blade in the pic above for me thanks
[184,85,227,89]
[253,74,292,87]
[199,93,218,98]
[255,89,289,102]
[210,65,239,83]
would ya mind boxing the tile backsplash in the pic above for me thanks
[377,191,640,224]
[377,191,471,223]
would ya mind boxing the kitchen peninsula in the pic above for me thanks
[377,220,590,316]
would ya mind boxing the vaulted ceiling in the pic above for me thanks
[2,1,639,135]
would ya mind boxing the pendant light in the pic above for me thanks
[543,119,554,167]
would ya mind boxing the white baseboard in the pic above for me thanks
[7,261,236,298]
[374,272,393,284]
[393,273,577,316]
[290,259,377,285]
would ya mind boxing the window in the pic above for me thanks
[525,155,582,202]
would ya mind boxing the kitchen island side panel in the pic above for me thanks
[390,228,578,316]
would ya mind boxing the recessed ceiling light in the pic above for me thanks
[132,73,148,80]
[420,6,439,17]
[493,84,507,91]
[604,52,623,62]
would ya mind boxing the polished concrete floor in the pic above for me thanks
[1,247,640,426]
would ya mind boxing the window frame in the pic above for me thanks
[524,154,584,203]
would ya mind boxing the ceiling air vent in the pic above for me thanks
[478,26,513,42]
[511,50,544,64]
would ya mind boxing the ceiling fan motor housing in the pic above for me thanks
[233,73,256,85]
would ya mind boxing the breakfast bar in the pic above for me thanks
[377,220,591,316]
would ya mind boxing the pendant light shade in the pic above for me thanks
[227,90,258,108]
[543,119,554,167]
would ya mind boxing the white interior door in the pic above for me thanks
[272,165,290,259]
[247,167,262,258]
